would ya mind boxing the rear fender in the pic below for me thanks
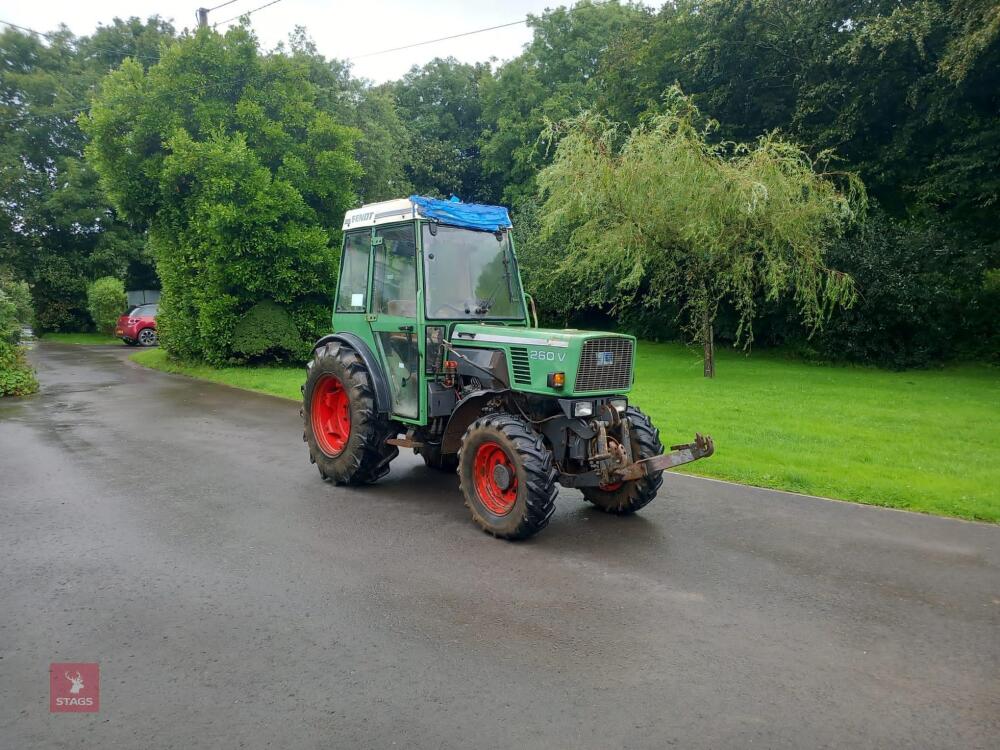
[312,333,391,416]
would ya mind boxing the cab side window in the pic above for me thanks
[336,231,371,312]
[373,225,417,318]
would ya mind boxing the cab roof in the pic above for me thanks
[342,195,512,232]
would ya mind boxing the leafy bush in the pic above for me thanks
[231,301,308,363]
[0,275,33,331]
[0,339,38,396]
[86,276,126,334]
[0,289,20,344]
[0,288,38,396]
[811,211,998,368]
[30,258,90,333]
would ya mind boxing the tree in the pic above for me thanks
[535,92,865,377]
[283,28,411,203]
[87,276,126,334]
[479,1,647,204]
[0,18,173,331]
[83,26,361,364]
[598,1,1000,239]
[390,57,490,200]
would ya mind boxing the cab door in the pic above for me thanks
[368,224,420,420]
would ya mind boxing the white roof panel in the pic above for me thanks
[342,198,415,230]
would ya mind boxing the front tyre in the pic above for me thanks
[303,341,398,485]
[458,413,557,540]
[582,406,664,515]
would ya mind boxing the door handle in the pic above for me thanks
[398,325,414,332]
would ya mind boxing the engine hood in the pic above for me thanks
[449,324,635,396]
[450,324,630,348]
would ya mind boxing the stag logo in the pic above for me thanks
[50,662,99,712]
[65,671,85,694]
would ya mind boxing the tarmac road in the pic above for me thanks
[1,343,997,749]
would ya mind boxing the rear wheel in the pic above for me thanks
[458,413,557,540]
[582,406,664,515]
[138,327,158,346]
[303,341,397,485]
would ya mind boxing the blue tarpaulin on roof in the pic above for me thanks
[409,195,512,231]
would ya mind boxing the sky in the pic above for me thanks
[0,0,568,83]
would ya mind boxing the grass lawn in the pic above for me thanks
[131,343,1000,522]
[41,332,123,345]
[130,348,304,402]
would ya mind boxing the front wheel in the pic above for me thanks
[581,406,664,515]
[458,413,557,540]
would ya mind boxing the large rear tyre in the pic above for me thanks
[458,413,557,540]
[582,406,664,515]
[302,341,398,485]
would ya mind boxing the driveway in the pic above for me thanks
[1,343,997,749]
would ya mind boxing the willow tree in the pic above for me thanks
[534,91,865,377]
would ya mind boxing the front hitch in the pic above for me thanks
[613,433,715,481]
[557,433,715,488]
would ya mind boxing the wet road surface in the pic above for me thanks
[1,343,998,749]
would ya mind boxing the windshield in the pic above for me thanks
[422,224,526,319]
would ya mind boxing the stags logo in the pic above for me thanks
[50,663,99,713]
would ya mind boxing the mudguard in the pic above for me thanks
[312,333,392,416]
[440,389,507,454]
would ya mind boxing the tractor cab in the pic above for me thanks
[301,196,713,540]
[331,196,527,422]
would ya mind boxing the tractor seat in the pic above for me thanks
[387,299,416,317]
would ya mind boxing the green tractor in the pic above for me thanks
[302,196,713,540]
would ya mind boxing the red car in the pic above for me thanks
[115,304,159,347]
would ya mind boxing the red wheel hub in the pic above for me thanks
[473,441,518,516]
[599,481,623,492]
[311,375,351,457]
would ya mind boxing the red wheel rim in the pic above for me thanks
[311,374,351,457]
[599,481,623,492]
[473,441,518,516]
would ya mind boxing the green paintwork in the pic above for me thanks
[450,323,634,398]
[331,218,634,425]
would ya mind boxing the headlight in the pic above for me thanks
[609,398,627,413]
[572,401,594,418]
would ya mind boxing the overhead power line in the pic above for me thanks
[0,18,38,36]
[213,0,286,28]
[344,0,615,61]
[206,0,245,11]
[346,18,528,61]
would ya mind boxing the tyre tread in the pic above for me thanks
[458,412,558,540]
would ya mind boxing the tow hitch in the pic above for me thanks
[558,431,715,488]
[613,434,715,481]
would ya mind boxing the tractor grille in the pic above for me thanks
[575,337,633,392]
[509,346,532,385]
